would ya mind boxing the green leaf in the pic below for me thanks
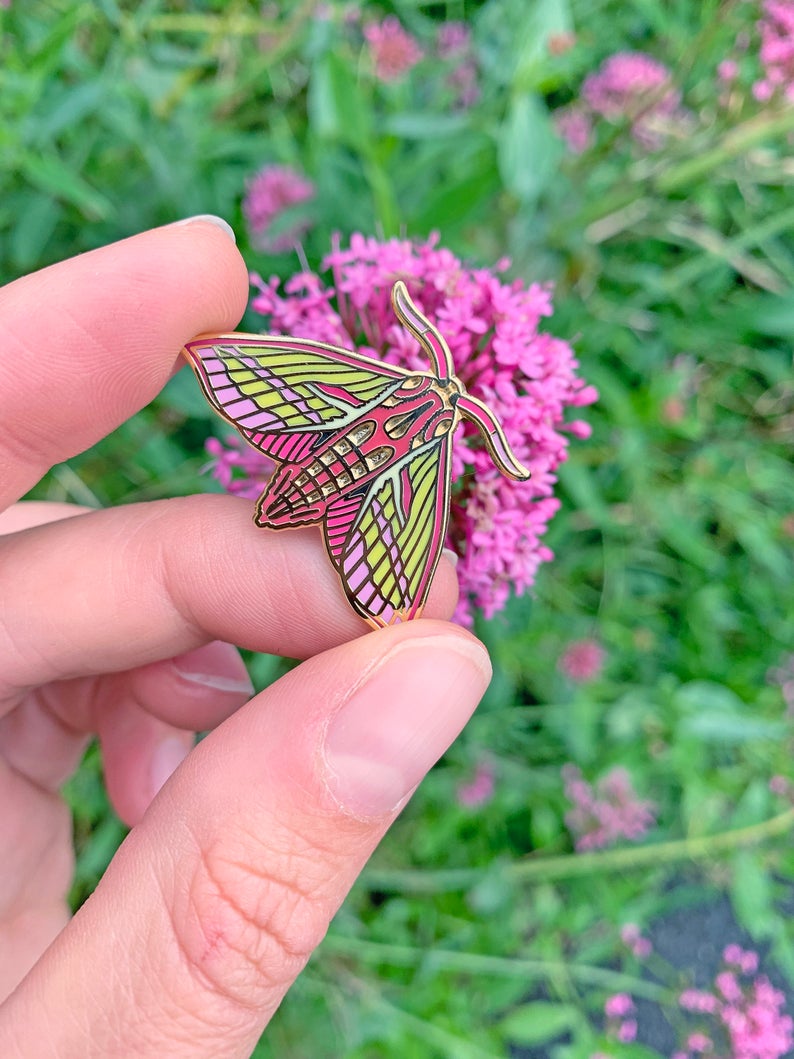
[674,681,785,743]
[499,1002,580,1046]
[8,192,62,270]
[308,53,372,151]
[497,94,561,204]
[18,150,112,220]
[731,849,776,939]
[478,0,572,91]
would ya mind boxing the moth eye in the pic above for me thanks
[401,376,424,390]
[434,418,452,437]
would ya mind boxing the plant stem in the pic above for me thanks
[324,936,672,1003]
[364,808,794,893]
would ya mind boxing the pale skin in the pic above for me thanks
[0,219,492,1057]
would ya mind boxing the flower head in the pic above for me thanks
[559,638,605,682]
[554,106,593,153]
[581,51,685,148]
[211,234,595,625]
[620,923,652,959]
[457,762,496,808]
[562,764,656,851]
[243,164,315,254]
[364,16,423,82]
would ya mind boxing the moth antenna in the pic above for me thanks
[457,393,531,481]
[391,281,455,382]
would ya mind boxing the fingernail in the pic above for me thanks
[172,644,254,695]
[150,737,191,799]
[442,547,459,568]
[171,214,236,243]
[323,635,491,817]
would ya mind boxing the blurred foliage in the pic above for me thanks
[3,0,794,1054]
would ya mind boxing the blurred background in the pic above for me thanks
[4,1,794,1055]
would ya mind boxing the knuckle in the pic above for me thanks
[168,823,335,1013]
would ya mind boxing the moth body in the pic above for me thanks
[256,373,460,529]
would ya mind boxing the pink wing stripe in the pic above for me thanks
[324,496,366,562]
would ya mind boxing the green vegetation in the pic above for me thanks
[3,1,793,1054]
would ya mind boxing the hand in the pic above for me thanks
[0,220,491,1056]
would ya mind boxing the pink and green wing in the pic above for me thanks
[323,438,452,627]
[183,334,408,460]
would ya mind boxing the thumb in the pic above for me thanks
[2,621,490,1058]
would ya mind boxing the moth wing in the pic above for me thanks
[183,334,408,462]
[324,438,452,627]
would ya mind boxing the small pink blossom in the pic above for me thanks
[620,923,652,958]
[457,763,495,808]
[687,1032,713,1053]
[436,21,471,59]
[364,16,423,82]
[769,775,790,796]
[205,234,595,625]
[548,32,576,56]
[617,1019,637,1042]
[680,989,719,1014]
[563,764,655,851]
[605,993,634,1019]
[559,638,605,682]
[718,58,740,82]
[436,21,480,107]
[243,164,315,254]
[582,51,686,148]
[554,105,593,153]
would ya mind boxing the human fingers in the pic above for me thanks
[1,621,490,1057]
[1,640,254,822]
[0,218,248,509]
[0,500,94,534]
[0,494,458,708]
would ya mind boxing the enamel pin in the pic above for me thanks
[183,281,530,627]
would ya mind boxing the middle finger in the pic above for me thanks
[0,493,458,710]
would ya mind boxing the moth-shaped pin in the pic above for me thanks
[183,281,529,628]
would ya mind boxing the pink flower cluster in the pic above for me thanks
[208,233,595,624]
[556,51,686,152]
[676,945,794,1059]
[562,764,656,851]
[753,0,794,103]
[243,164,315,254]
[364,15,423,82]
[558,637,605,682]
[604,993,637,1042]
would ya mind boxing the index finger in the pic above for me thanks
[0,218,248,509]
